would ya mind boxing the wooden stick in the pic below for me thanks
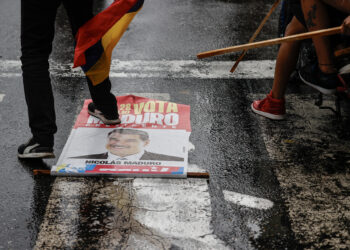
[334,46,350,57]
[197,26,342,59]
[187,172,210,179]
[33,169,210,179]
[33,169,50,175]
[230,0,281,73]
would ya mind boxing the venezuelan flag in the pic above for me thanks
[73,0,144,86]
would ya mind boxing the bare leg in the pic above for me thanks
[271,17,307,99]
[301,0,337,73]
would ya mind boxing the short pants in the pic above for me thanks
[290,0,347,28]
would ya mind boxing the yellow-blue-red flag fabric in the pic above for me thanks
[73,0,144,85]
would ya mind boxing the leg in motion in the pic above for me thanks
[64,0,121,125]
[18,0,61,158]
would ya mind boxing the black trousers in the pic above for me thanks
[21,0,118,147]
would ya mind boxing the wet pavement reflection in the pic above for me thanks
[1,0,350,249]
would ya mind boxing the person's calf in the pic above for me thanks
[300,0,336,73]
[271,17,306,100]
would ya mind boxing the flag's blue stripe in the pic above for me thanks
[127,0,144,13]
[81,40,104,73]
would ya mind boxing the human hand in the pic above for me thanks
[341,16,350,35]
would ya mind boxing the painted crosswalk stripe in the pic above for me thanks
[223,190,274,210]
[0,59,275,79]
[0,94,5,102]
[35,165,229,249]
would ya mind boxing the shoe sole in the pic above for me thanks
[18,152,55,159]
[339,64,350,75]
[88,110,121,125]
[251,103,286,120]
[299,72,336,95]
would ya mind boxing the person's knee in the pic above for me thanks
[285,17,307,36]
[21,55,50,77]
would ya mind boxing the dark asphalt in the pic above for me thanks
[3,0,349,249]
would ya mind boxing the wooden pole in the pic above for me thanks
[230,0,281,73]
[33,169,50,175]
[334,46,350,57]
[197,26,342,59]
[187,172,210,179]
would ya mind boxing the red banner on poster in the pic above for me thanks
[74,95,191,132]
[52,95,190,178]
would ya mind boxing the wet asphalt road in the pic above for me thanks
[1,0,350,249]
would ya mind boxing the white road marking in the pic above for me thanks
[0,59,275,79]
[35,164,229,249]
[223,190,274,210]
[35,180,86,248]
[339,64,350,75]
[188,141,195,152]
[0,94,5,102]
[132,177,229,249]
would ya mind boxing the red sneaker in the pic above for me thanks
[251,92,286,120]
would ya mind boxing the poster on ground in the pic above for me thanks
[51,95,191,178]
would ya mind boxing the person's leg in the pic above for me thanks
[86,77,118,119]
[251,17,306,120]
[62,0,93,36]
[20,0,61,148]
[300,0,337,73]
[63,0,119,122]
[272,16,307,99]
[298,0,344,94]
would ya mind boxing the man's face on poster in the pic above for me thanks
[106,132,149,157]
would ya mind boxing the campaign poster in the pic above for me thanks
[51,95,191,178]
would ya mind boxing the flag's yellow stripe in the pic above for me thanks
[86,11,139,85]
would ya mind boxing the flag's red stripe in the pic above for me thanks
[74,0,139,68]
